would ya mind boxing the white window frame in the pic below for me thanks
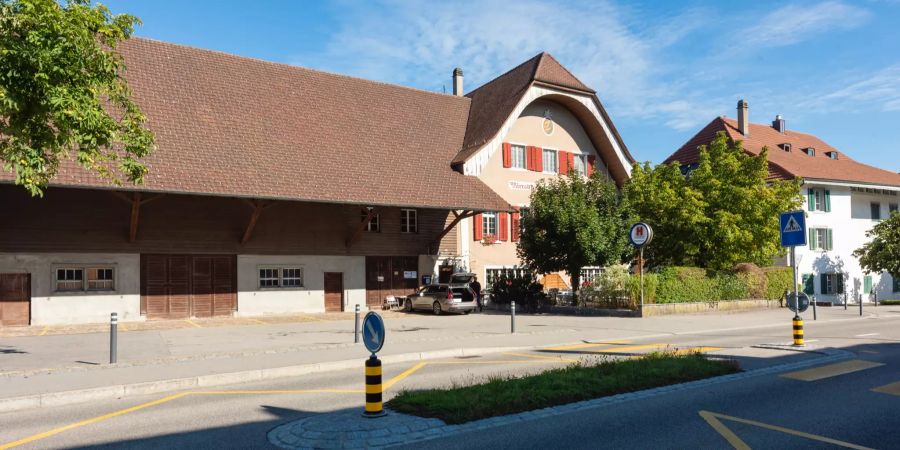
[482,212,498,237]
[53,265,116,293]
[572,154,587,176]
[258,266,305,289]
[581,266,603,283]
[400,209,418,233]
[361,207,380,232]
[484,266,530,287]
[510,144,526,170]
[542,148,558,174]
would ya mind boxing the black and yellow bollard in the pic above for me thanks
[364,355,386,417]
[792,316,804,346]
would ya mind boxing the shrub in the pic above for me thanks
[733,263,767,299]
[714,273,749,300]
[596,264,630,304]
[490,272,548,312]
[656,266,749,303]
[626,272,658,304]
[762,266,793,300]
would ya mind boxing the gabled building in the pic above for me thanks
[667,100,900,304]
[0,39,633,326]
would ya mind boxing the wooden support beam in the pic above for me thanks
[241,200,265,245]
[429,210,475,253]
[129,193,142,242]
[347,207,377,249]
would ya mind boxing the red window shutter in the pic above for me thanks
[533,147,543,172]
[473,213,483,241]
[511,207,521,242]
[499,212,509,241]
[558,151,568,174]
[525,146,533,171]
[587,155,596,176]
[567,152,575,173]
[502,143,512,168]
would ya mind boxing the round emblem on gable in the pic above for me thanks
[542,108,554,135]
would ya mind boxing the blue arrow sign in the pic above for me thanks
[362,311,385,354]
[780,210,807,247]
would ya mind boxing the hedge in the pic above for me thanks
[762,267,793,300]
[655,266,749,303]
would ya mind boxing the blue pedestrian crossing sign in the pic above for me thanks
[780,210,807,247]
[362,311,385,354]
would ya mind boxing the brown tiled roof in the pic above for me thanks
[666,117,900,187]
[453,52,633,169]
[0,38,511,211]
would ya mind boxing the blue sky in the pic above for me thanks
[104,0,900,171]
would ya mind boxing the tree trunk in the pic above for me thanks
[570,269,581,306]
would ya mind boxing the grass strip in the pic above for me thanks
[878,299,900,305]
[386,352,739,424]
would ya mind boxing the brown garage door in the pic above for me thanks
[141,255,236,319]
[324,272,344,312]
[0,273,30,326]
[365,256,418,307]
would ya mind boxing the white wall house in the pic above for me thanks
[797,183,899,303]
[667,100,900,304]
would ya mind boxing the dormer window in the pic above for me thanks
[803,147,815,156]
[825,151,838,160]
[779,143,792,152]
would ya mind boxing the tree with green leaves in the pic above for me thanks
[0,0,154,196]
[625,132,801,270]
[518,172,632,295]
[853,211,900,278]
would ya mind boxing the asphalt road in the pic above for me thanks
[1,310,897,449]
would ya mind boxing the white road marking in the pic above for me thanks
[855,333,878,337]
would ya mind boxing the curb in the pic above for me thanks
[0,345,537,414]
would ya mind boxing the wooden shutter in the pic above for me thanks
[808,228,816,250]
[524,146,533,171]
[824,190,831,212]
[568,153,575,173]
[587,155,596,176]
[558,151,568,174]
[864,276,872,294]
[502,143,512,168]
[802,274,814,295]
[837,274,844,294]
[473,213,483,241]
[826,228,833,250]
[511,207,520,242]
[820,274,827,294]
[808,189,816,211]
[498,212,509,241]
[533,147,544,172]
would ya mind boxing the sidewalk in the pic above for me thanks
[2,305,897,412]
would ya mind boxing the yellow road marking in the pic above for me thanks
[872,380,900,396]
[1,353,578,448]
[184,320,201,328]
[37,326,48,336]
[502,352,578,362]
[592,343,669,354]
[246,318,267,325]
[0,393,189,450]
[383,362,427,390]
[781,360,884,381]
[544,340,630,351]
[699,410,873,450]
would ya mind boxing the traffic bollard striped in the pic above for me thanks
[792,316,804,346]
[364,355,385,417]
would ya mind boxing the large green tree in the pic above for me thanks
[0,0,154,196]
[853,211,900,277]
[518,172,632,294]
[626,132,801,270]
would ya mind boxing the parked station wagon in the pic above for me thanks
[403,273,477,315]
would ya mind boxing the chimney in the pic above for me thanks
[772,114,785,133]
[737,99,749,136]
[452,68,464,96]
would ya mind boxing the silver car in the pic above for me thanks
[404,273,477,315]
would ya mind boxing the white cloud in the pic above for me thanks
[289,0,878,134]
[744,1,870,47]
[800,65,900,112]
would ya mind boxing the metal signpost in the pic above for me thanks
[362,311,387,417]
[780,211,807,346]
[629,223,653,311]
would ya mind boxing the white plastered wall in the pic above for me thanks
[236,255,366,315]
[0,253,142,325]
